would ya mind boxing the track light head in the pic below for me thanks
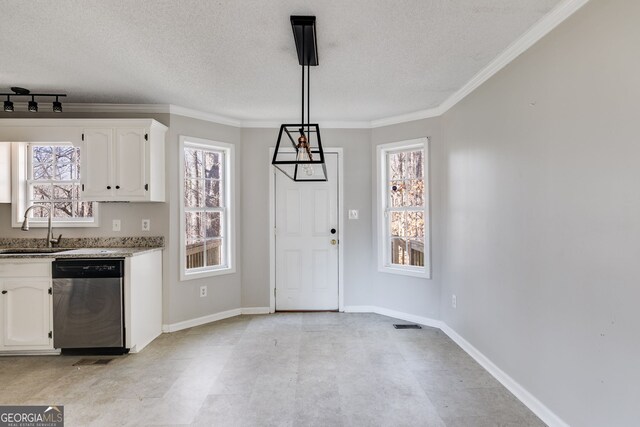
[3,96,13,112]
[28,96,38,112]
[52,96,62,113]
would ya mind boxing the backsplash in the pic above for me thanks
[0,236,164,249]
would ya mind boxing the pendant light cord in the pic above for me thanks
[301,27,305,130]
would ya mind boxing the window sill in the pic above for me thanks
[180,265,236,281]
[378,265,431,279]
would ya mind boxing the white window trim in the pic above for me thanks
[11,142,100,228]
[376,137,431,279]
[179,135,236,281]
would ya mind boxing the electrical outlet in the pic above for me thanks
[452,294,457,309]
[142,219,150,231]
[348,209,359,220]
[112,219,121,232]
[200,286,207,298]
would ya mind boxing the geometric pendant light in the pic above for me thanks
[272,16,328,182]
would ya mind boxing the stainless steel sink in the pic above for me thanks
[0,248,72,255]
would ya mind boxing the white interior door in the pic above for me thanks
[275,153,339,310]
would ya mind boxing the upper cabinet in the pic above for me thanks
[0,142,10,203]
[0,118,168,204]
[80,120,167,202]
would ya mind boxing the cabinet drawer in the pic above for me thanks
[0,262,51,277]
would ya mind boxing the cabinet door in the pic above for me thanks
[115,128,147,199]
[81,129,114,199]
[0,142,10,203]
[1,279,52,349]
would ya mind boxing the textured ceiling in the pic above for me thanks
[0,0,562,122]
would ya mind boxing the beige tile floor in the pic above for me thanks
[0,313,545,426]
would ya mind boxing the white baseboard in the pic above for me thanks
[162,307,272,332]
[128,330,162,354]
[160,305,567,426]
[440,324,569,427]
[241,307,271,315]
[344,305,568,427]
[343,305,442,329]
[0,349,61,356]
[373,306,443,329]
[162,308,242,333]
[343,305,377,313]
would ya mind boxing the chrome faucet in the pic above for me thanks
[21,204,62,248]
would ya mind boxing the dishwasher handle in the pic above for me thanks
[53,259,124,279]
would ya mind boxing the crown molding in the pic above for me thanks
[25,103,170,114]
[168,105,241,127]
[241,120,372,129]
[437,0,591,115]
[369,106,443,129]
[1,0,589,130]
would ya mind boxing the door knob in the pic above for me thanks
[330,228,336,234]
[1,290,7,294]
[330,239,337,245]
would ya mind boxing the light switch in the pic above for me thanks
[112,219,121,232]
[348,209,359,220]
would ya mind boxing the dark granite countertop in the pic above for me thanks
[0,237,164,260]
[0,247,163,259]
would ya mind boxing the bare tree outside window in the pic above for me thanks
[184,146,225,270]
[387,149,425,267]
[28,145,94,220]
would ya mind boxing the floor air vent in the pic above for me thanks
[393,324,422,329]
[73,358,114,366]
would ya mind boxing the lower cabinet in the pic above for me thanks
[0,260,53,352]
[125,250,163,353]
[0,252,163,355]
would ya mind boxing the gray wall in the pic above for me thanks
[439,0,640,425]
[240,127,374,309]
[371,117,443,319]
[166,115,242,324]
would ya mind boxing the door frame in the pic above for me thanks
[268,147,344,313]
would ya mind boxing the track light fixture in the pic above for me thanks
[0,87,66,113]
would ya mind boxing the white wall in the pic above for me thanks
[439,0,640,425]
[240,127,373,309]
[371,117,443,320]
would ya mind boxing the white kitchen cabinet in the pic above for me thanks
[0,260,54,353]
[81,128,113,199]
[125,250,163,353]
[80,119,167,202]
[116,128,147,199]
[0,142,10,203]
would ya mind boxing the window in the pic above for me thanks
[22,143,96,225]
[377,138,430,278]
[180,136,235,280]
[11,142,98,227]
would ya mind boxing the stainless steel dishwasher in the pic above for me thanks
[52,259,126,354]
